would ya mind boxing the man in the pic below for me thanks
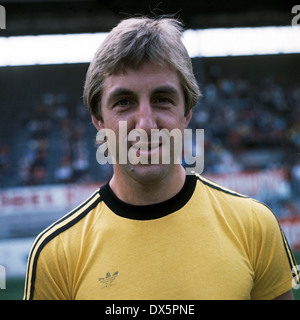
[24,16,298,300]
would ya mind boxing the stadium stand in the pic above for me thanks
[1,61,299,186]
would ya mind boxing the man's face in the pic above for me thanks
[93,62,191,185]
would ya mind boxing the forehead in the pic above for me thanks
[102,62,183,97]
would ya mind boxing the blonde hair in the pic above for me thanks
[83,16,201,120]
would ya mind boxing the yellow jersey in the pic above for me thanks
[24,173,297,300]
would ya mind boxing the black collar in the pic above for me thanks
[99,174,197,220]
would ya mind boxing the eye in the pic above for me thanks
[116,99,130,106]
[158,97,169,103]
[155,97,172,104]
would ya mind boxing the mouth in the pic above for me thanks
[128,141,164,162]
[130,142,162,152]
[133,142,161,150]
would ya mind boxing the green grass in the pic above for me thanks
[0,278,25,300]
[1,252,300,300]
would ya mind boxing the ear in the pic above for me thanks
[92,115,104,131]
[184,109,192,129]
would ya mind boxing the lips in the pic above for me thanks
[130,142,161,151]
[128,141,163,162]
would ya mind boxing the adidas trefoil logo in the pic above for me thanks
[98,271,119,288]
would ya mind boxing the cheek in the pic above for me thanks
[159,112,187,130]
[101,116,132,145]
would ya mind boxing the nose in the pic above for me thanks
[134,101,158,134]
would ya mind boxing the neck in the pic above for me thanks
[109,165,187,205]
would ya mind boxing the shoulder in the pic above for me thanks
[24,188,102,300]
[194,174,296,280]
[194,173,282,232]
[195,173,256,212]
[196,173,273,208]
[195,173,248,199]
[31,188,102,252]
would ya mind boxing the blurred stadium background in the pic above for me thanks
[1,0,300,300]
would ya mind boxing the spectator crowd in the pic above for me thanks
[1,64,300,218]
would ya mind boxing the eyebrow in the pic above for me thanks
[151,85,181,97]
[106,85,181,105]
[107,88,136,101]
